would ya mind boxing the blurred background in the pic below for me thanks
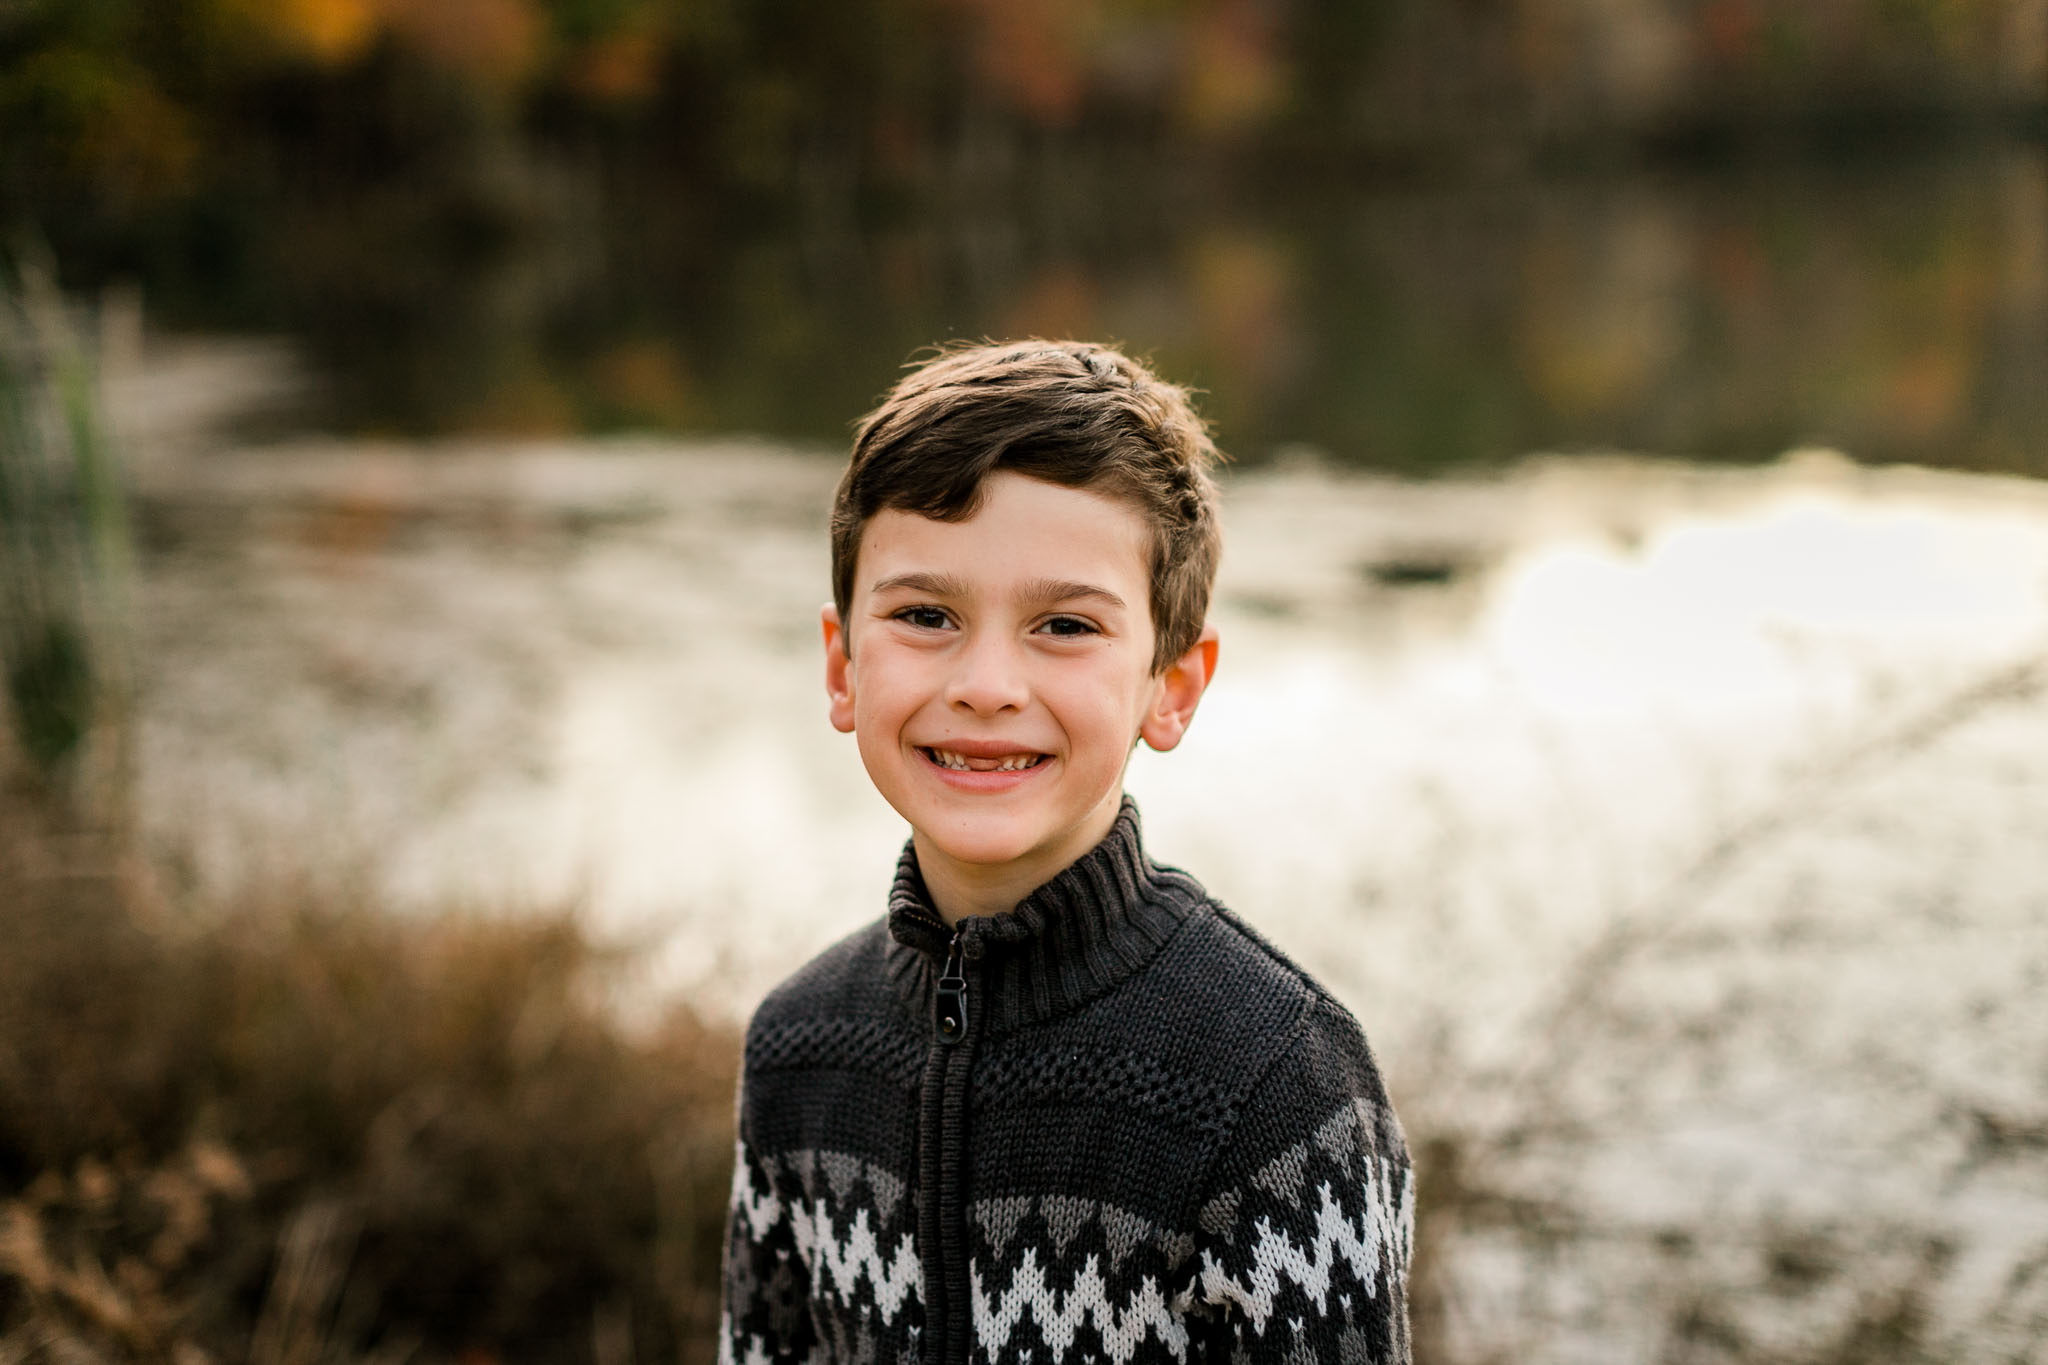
[3,2,2047,1362]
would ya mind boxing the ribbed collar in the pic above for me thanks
[884,798,1200,1034]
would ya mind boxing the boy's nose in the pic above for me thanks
[945,632,1030,714]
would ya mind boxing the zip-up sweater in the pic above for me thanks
[719,800,1413,1365]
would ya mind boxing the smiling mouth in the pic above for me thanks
[922,748,1048,773]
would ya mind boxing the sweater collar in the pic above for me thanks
[884,798,1199,1033]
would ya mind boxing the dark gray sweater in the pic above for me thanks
[719,800,1413,1365]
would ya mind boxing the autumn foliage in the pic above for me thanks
[3,0,2043,229]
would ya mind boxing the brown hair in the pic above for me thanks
[830,340,1224,674]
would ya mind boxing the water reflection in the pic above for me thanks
[231,152,2048,478]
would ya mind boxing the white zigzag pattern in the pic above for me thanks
[725,1134,1410,1361]
[716,1331,776,1365]
[1193,1155,1414,1336]
[730,1138,785,1241]
[792,1202,922,1320]
[972,1249,1192,1365]
[728,1139,923,1323]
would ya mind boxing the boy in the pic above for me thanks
[720,341,1413,1365]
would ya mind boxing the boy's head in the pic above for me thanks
[822,340,1227,920]
[830,340,1223,674]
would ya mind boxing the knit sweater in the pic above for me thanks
[719,800,1413,1365]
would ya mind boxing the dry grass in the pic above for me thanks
[0,780,740,1365]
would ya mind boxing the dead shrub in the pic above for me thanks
[0,780,740,1365]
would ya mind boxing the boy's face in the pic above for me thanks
[823,472,1216,909]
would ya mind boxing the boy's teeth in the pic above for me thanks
[930,749,1041,772]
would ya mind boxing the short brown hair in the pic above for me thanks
[831,340,1224,673]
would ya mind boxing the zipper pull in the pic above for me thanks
[934,934,969,1045]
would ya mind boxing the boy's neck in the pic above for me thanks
[911,797,1125,928]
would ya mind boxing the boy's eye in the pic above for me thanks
[894,606,952,630]
[1037,615,1098,638]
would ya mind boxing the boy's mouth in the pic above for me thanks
[922,747,1048,773]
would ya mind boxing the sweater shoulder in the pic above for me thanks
[1135,892,1342,1049]
[1160,899,1406,1166]
[1212,912,1409,1170]
[751,916,894,1023]
[1042,888,1377,1103]
[1204,899,1341,1007]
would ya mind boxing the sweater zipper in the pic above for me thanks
[934,933,969,1044]
[919,928,977,1365]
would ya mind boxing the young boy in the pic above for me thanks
[720,341,1413,1365]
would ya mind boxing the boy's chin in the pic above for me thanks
[907,802,1122,880]
[911,823,1051,872]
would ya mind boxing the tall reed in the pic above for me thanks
[0,250,135,819]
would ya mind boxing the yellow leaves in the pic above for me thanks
[205,0,377,66]
[216,0,544,87]
[272,0,382,64]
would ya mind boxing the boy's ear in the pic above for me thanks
[822,604,856,734]
[1139,624,1219,753]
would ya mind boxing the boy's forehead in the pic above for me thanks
[853,474,1153,595]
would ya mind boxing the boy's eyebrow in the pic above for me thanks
[1020,578,1128,611]
[868,571,971,598]
[866,572,1128,611]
